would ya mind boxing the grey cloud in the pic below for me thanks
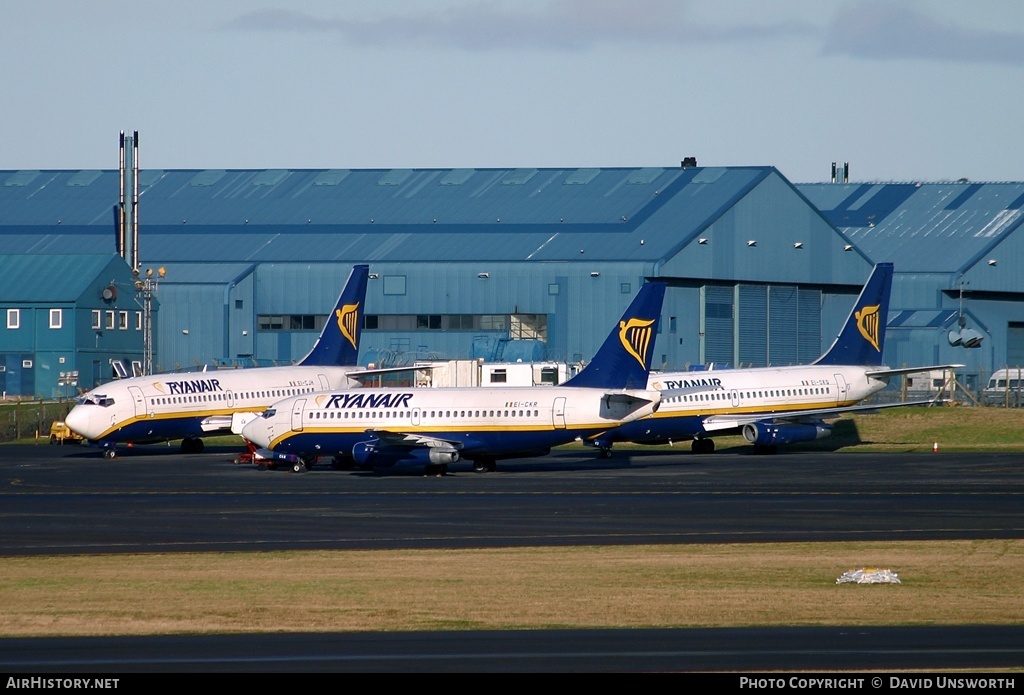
[220,1,816,52]
[823,1,1024,65]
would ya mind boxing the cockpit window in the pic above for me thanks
[77,394,115,407]
[262,408,276,419]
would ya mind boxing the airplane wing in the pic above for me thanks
[700,398,943,432]
[368,429,464,451]
[199,415,234,433]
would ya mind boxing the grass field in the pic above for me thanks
[2,541,1021,637]
[1,405,1022,638]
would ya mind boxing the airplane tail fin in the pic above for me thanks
[813,263,892,367]
[297,264,369,367]
[564,282,666,390]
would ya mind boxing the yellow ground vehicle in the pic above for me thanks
[49,420,85,444]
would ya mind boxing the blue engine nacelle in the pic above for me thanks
[741,423,831,447]
[352,441,460,469]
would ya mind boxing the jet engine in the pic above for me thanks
[741,423,831,447]
[352,440,460,470]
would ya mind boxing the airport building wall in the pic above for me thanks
[2,167,1023,396]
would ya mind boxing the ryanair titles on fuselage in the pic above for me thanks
[162,378,224,395]
[657,377,724,391]
[316,393,541,411]
[322,392,415,409]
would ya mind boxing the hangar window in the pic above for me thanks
[118,312,129,330]
[92,310,102,330]
[106,311,116,330]
[49,309,62,329]
[6,309,18,329]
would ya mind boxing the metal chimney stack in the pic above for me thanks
[118,130,140,273]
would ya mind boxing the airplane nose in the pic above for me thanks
[241,418,271,448]
[64,407,92,439]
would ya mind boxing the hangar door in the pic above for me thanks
[701,284,822,367]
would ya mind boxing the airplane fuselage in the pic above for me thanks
[604,364,890,445]
[242,385,661,465]
[65,365,363,447]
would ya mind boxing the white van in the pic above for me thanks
[982,368,1024,405]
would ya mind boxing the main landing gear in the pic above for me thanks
[471,459,497,473]
[690,438,715,454]
[180,437,204,454]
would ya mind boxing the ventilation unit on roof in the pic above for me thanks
[681,157,697,168]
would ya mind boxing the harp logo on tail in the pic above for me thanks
[619,317,656,368]
[336,303,360,350]
[856,304,882,352]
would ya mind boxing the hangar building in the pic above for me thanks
[1,162,1022,397]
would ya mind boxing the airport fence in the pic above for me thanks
[0,399,75,443]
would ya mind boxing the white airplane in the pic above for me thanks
[591,263,962,455]
[66,264,375,458]
[241,282,668,474]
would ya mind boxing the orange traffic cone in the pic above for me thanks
[933,441,938,453]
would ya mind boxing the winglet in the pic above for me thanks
[814,263,892,367]
[564,282,666,389]
[298,264,369,367]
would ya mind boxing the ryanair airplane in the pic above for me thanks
[240,282,667,474]
[593,263,961,455]
[66,264,373,458]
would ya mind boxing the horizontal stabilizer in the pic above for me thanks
[603,391,660,407]
[865,364,965,379]
[345,364,445,379]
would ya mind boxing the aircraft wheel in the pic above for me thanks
[292,461,306,473]
[103,449,117,459]
[598,448,612,459]
[690,438,715,454]
[753,444,777,455]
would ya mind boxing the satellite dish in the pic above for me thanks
[101,286,117,301]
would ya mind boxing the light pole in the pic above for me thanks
[133,267,165,376]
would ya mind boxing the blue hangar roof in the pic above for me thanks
[0,166,777,264]
[797,181,1024,277]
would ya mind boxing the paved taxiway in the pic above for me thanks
[1,442,1022,672]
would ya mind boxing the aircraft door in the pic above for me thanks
[552,397,567,429]
[127,386,146,418]
[291,399,306,432]
[833,374,850,405]
[730,389,740,407]
[318,374,330,391]
[411,408,421,426]
[226,391,235,408]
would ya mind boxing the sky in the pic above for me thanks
[2,0,1023,183]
